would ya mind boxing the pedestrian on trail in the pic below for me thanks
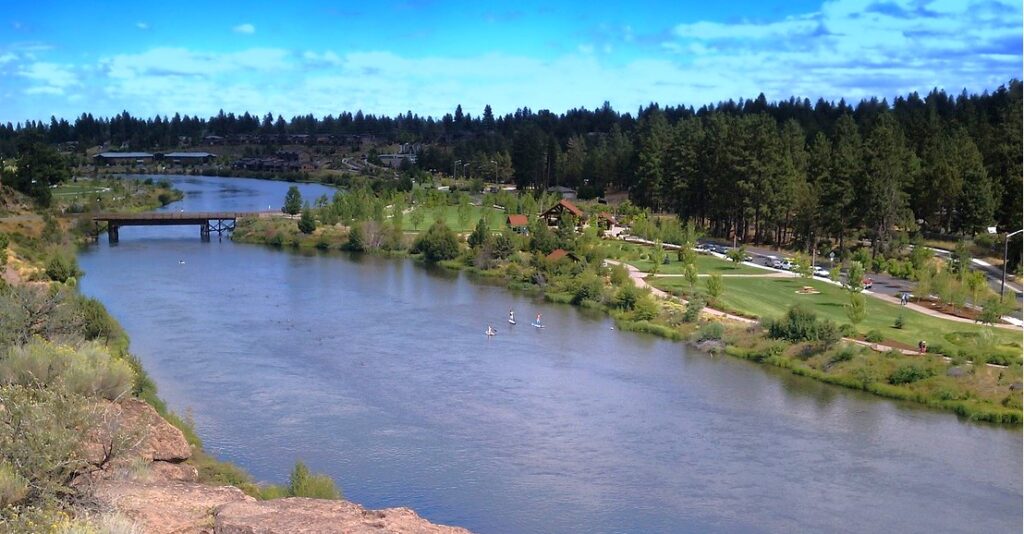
[918,340,927,354]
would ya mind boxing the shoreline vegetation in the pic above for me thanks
[232,188,1022,425]
[0,182,347,530]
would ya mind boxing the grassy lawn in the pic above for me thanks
[651,275,1022,361]
[598,241,767,275]
[402,205,507,232]
[51,181,111,197]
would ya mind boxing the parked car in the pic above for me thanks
[763,255,779,266]
[812,266,830,277]
[862,277,874,289]
[695,243,709,252]
[780,261,797,271]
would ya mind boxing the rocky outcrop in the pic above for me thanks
[214,497,470,533]
[79,398,469,533]
[91,480,254,533]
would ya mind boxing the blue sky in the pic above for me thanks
[0,0,1020,123]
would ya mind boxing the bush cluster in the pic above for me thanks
[763,304,840,346]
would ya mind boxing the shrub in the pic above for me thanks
[571,271,604,305]
[683,297,705,323]
[888,365,934,385]
[76,296,120,342]
[289,461,341,499]
[613,284,645,310]
[0,385,94,507]
[45,254,81,283]
[865,330,884,343]
[766,304,840,346]
[698,321,724,341]
[631,297,659,321]
[838,323,856,337]
[412,221,460,262]
[609,264,630,287]
[893,314,905,329]
[0,462,28,508]
[827,345,858,366]
[0,339,135,400]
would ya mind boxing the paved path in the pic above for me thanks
[651,272,797,278]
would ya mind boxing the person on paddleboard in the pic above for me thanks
[509,309,515,323]
[535,313,542,325]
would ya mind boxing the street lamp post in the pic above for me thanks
[1001,228,1024,298]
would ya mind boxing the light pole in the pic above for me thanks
[1001,228,1023,298]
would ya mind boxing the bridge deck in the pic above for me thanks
[92,211,273,223]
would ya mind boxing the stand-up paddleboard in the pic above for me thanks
[508,319,516,325]
[531,322,544,329]
[486,327,497,336]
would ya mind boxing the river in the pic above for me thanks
[77,175,1022,534]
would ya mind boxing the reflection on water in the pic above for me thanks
[78,175,1022,534]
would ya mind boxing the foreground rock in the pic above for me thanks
[215,497,471,534]
[90,480,470,533]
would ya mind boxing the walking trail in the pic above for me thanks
[608,259,937,357]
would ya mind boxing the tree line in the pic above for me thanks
[2,81,1020,250]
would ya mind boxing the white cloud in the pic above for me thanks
[136,22,149,30]
[0,52,17,65]
[18,62,78,96]
[25,86,64,96]
[233,23,256,35]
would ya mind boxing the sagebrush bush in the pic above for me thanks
[0,462,28,508]
[0,385,94,506]
[865,330,884,343]
[1,339,135,400]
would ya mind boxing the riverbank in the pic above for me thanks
[233,215,1022,425]
[1,184,466,532]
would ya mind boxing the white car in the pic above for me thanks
[780,261,796,271]
[812,266,830,277]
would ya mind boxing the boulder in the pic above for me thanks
[213,497,471,534]
[91,480,253,534]
[83,398,192,467]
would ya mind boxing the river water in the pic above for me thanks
[77,175,1022,534]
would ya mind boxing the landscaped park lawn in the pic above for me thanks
[402,204,507,233]
[650,275,1023,364]
[597,241,767,275]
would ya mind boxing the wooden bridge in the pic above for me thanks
[92,211,277,242]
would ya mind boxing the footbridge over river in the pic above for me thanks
[92,211,280,242]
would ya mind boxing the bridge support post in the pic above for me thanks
[108,224,119,244]
[200,222,210,241]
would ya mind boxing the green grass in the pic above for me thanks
[651,276,1022,359]
[402,205,508,232]
[597,241,767,275]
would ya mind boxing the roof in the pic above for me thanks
[546,248,568,261]
[553,199,583,217]
[507,214,529,227]
[94,152,153,158]
[163,152,215,158]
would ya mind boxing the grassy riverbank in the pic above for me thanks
[233,214,1023,425]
